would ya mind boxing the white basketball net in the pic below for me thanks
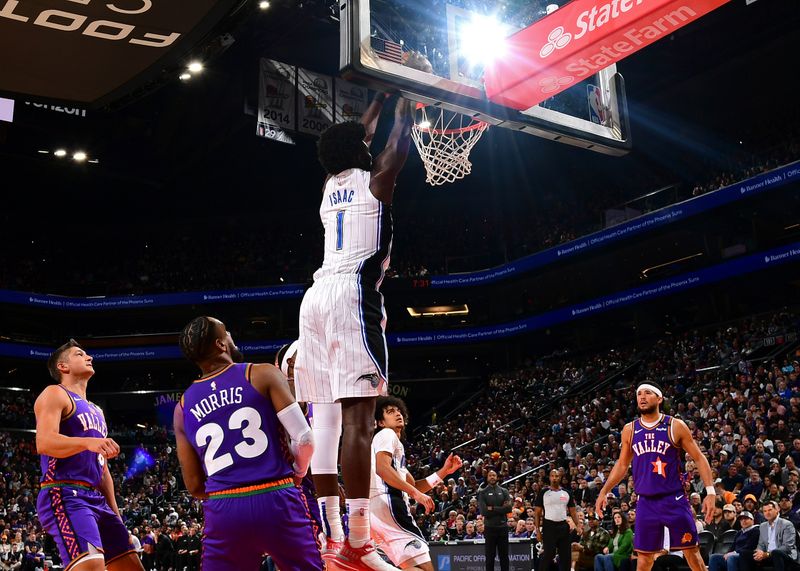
[411,106,489,186]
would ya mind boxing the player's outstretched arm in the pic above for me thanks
[673,418,715,524]
[369,97,414,204]
[250,364,314,477]
[596,423,634,515]
[35,385,119,459]
[361,92,389,145]
[375,451,435,513]
[173,402,208,500]
[413,453,463,493]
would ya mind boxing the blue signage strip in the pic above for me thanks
[3,242,798,359]
[0,163,796,311]
[430,160,800,288]
[0,341,293,362]
[0,285,307,311]
[389,241,800,346]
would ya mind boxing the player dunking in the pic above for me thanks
[596,382,715,571]
[174,317,323,571]
[293,81,415,571]
[371,396,463,570]
[35,340,143,571]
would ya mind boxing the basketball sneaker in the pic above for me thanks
[327,539,400,571]
[321,538,344,562]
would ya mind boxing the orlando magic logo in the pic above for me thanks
[357,372,381,388]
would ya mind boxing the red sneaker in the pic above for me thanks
[321,538,344,562]
[328,540,400,571]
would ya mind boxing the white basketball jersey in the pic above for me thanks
[313,168,392,284]
[370,428,410,499]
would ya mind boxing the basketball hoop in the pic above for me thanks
[411,104,488,186]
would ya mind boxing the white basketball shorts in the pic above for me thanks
[370,493,430,567]
[294,275,388,404]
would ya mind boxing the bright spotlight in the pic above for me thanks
[73,151,87,162]
[179,72,192,81]
[458,14,508,68]
[187,61,203,73]
[259,0,270,8]
[54,149,67,157]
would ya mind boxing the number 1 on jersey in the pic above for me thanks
[336,210,345,251]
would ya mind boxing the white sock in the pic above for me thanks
[346,498,370,548]
[319,496,345,543]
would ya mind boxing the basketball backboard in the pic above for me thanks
[340,0,631,155]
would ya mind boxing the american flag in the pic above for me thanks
[371,36,403,63]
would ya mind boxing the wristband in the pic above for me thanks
[425,473,443,487]
[705,486,716,495]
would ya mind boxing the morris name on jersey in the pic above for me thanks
[187,387,244,422]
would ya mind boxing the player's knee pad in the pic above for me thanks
[311,402,342,474]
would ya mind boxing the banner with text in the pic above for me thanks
[334,79,369,123]
[430,160,800,288]
[297,68,334,136]
[430,540,533,571]
[3,241,798,360]
[257,58,296,144]
[485,0,731,109]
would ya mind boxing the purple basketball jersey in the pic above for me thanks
[40,386,108,488]
[631,414,683,496]
[180,363,293,493]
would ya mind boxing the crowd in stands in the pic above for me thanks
[0,309,799,569]
[1,133,798,295]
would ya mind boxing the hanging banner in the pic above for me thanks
[296,68,333,136]
[257,58,296,144]
[334,78,369,123]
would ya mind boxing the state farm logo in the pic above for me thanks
[539,75,574,93]
[539,26,571,58]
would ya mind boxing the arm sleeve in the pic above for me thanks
[567,492,576,508]
[534,489,545,509]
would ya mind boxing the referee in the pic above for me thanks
[535,469,580,571]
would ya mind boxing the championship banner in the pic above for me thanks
[484,0,731,110]
[257,58,296,144]
[296,68,333,136]
[429,540,534,571]
[334,78,369,123]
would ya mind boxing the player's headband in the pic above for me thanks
[279,340,299,376]
[637,383,663,398]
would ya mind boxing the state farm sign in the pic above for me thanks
[484,0,731,110]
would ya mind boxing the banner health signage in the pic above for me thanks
[4,240,799,360]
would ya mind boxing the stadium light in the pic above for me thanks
[54,149,67,157]
[179,72,192,81]
[187,61,203,73]
[407,304,469,317]
[458,14,508,68]
[73,151,87,162]
[259,0,270,9]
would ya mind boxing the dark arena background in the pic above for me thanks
[1,0,799,570]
